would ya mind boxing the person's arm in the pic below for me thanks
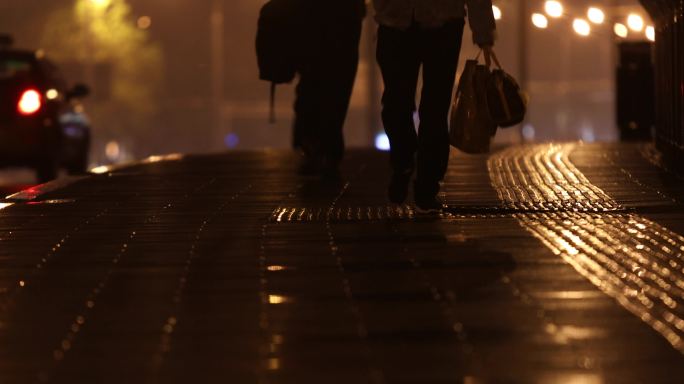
[464,0,497,66]
[464,0,497,47]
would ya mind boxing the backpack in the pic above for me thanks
[256,0,305,122]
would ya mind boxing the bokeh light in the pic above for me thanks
[224,133,240,149]
[627,14,644,32]
[137,16,152,30]
[46,89,59,100]
[375,133,390,152]
[89,0,111,9]
[532,13,549,29]
[587,7,605,24]
[492,5,502,21]
[18,90,41,115]
[105,141,121,161]
[544,1,563,18]
[614,23,628,38]
[573,19,591,37]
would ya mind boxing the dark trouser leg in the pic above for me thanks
[317,18,362,165]
[377,25,421,174]
[294,71,322,155]
[415,20,465,198]
[293,10,362,165]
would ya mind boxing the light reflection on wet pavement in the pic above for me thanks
[488,144,684,352]
[0,145,682,383]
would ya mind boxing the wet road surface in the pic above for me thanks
[0,143,683,383]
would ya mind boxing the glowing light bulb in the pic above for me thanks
[46,89,59,100]
[492,5,502,20]
[545,1,563,18]
[614,23,628,38]
[573,19,591,36]
[532,13,549,29]
[627,14,644,32]
[587,7,605,24]
[646,26,655,41]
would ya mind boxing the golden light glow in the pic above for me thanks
[137,16,152,29]
[90,165,112,174]
[492,5,502,21]
[267,358,280,370]
[627,14,644,32]
[544,1,563,18]
[105,141,121,161]
[532,13,549,29]
[267,265,286,272]
[46,89,59,100]
[614,23,629,38]
[573,19,591,36]
[559,325,607,340]
[646,26,655,41]
[488,143,684,354]
[535,290,604,300]
[89,0,111,8]
[144,153,184,163]
[268,295,289,304]
[587,7,605,24]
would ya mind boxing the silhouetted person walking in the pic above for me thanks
[375,0,496,212]
[294,0,366,176]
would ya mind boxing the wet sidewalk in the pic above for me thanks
[0,142,683,383]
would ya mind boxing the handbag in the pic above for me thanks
[485,51,527,128]
[449,55,496,154]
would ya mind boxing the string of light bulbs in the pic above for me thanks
[491,1,655,42]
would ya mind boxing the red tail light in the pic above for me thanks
[17,89,42,115]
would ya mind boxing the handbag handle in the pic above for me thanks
[475,49,503,70]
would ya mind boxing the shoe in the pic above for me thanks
[388,168,413,204]
[415,196,445,214]
[414,180,443,214]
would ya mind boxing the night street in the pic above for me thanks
[0,142,683,383]
[2,0,684,382]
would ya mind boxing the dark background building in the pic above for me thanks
[640,0,684,171]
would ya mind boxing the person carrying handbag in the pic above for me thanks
[374,0,497,213]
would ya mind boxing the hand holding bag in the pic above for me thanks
[449,55,496,154]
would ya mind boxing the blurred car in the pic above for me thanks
[0,34,91,183]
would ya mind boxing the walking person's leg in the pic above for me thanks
[377,25,421,203]
[294,1,363,176]
[294,69,322,156]
[293,20,327,174]
[414,20,465,210]
[317,14,363,174]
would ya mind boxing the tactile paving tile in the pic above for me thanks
[489,143,684,353]
[270,205,416,222]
